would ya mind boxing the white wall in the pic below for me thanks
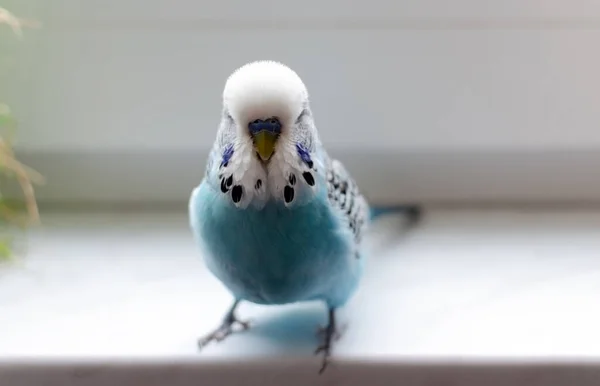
[3,1,600,205]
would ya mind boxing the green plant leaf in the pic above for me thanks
[0,197,26,212]
[0,114,16,128]
[0,238,12,259]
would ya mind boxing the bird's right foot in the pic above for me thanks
[198,299,250,349]
[197,317,250,348]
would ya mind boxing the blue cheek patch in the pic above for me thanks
[221,144,234,168]
[296,143,313,169]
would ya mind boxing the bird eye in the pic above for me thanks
[268,118,278,124]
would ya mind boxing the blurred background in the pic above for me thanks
[5,4,600,380]
[2,0,600,209]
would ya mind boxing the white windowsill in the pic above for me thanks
[1,209,600,385]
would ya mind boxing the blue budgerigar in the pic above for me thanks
[189,61,415,373]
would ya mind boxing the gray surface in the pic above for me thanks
[2,210,600,384]
[2,360,600,386]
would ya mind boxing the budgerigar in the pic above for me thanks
[189,60,413,373]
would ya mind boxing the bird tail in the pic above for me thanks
[369,205,423,225]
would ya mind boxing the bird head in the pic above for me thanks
[223,60,309,162]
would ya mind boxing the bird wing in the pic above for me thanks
[324,156,370,244]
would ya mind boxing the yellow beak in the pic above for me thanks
[253,130,278,161]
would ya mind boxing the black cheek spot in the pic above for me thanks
[231,185,243,203]
[226,175,233,187]
[302,172,315,186]
[255,179,262,190]
[307,160,314,169]
[220,178,229,193]
[284,186,295,203]
[289,174,296,186]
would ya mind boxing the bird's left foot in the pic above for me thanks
[315,308,341,374]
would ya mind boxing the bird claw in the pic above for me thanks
[315,322,344,374]
[315,341,332,374]
[198,318,250,349]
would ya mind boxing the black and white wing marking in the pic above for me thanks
[326,159,370,244]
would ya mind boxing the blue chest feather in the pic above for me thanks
[190,182,363,307]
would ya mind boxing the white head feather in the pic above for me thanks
[223,60,308,130]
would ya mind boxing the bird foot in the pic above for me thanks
[315,340,332,374]
[198,318,250,349]
[314,323,344,374]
